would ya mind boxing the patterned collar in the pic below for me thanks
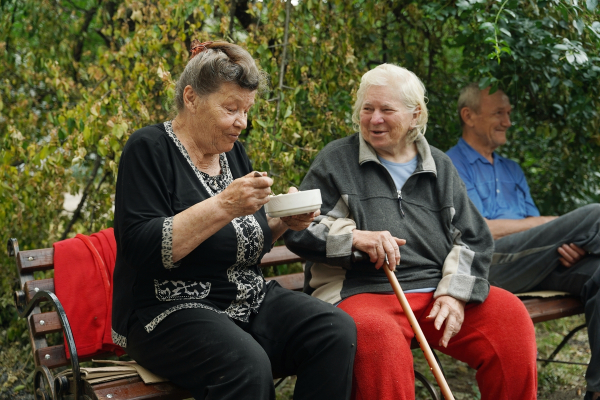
[163,120,234,195]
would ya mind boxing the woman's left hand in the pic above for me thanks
[426,295,466,348]
[279,187,321,231]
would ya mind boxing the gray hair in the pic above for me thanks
[351,64,428,143]
[174,41,268,111]
[457,83,483,127]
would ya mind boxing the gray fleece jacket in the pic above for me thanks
[284,132,493,305]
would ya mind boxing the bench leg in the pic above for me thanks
[34,365,56,400]
[415,370,441,400]
[538,323,588,367]
[274,377,287,389]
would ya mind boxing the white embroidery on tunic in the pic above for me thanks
[162,121,265,322]
[111,328,127,348]
[161,217,180,269]
[225,216,265,321]
[144,302,225,333]
[154,279,211,301]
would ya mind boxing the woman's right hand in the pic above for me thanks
[352,229,406,270]
[218,171,273,218]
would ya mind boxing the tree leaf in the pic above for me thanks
[586,0,598,11]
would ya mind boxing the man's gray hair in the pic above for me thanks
[174,41,268,111]
[352,63,428,144]
[457,83,484,127]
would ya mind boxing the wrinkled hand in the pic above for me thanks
[218,171,272,218]
[558,243,586,268]
[279,187,321,231]
[426,295,466,348]
[352,229,406,270]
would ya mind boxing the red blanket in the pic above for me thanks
[54,228,125,358]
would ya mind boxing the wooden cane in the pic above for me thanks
[383,262,456,400]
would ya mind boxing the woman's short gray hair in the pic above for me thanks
[174,41,268,111]
[352,64,428,143]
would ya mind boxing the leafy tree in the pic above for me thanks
[0,0,598,395]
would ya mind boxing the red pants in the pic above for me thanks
[338,287,537,400]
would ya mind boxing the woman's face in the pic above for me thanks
[359,85,419,156]
[192,82,256,154]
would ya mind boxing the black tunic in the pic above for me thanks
[111,121,271,348]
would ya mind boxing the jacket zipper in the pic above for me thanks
[397,190,405,218]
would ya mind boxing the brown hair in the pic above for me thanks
[174,41,268,111]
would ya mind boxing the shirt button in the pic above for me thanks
[496,189,500,193]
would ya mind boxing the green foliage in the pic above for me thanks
[0,0,599,395]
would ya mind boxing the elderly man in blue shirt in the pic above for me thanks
[447,83,600,400]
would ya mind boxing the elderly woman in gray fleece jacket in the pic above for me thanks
[284,64,537,400]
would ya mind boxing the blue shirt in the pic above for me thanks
[446,138,540,220]
[377,155,435,294]
[377,155,418,190]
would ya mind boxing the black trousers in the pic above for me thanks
[490,203,600,392]
[125,281,357,400]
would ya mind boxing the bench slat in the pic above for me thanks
[24,278,55,303]
[522,296,584,324]
[31,312,62,336]
[17,248,54,273]
[259,246,303,267]
[35,345,68,368]
[92,377,191,400]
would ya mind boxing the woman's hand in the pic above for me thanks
[426,295,466,348]
[352,229,406,270]
[279,187,321,231]
[280,211,321,231]
[218,171,273,218]
[268,187,321,241]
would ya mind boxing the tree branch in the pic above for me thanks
[61,156,102,240]
[73,2,101,63]
[273,0,292,138]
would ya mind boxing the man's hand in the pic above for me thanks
[558,243,586,267]
[426,295,466,348]
[352,229,406,270]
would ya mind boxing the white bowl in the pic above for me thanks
[264,189,322,218]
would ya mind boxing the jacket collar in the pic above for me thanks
[358,132,437,176]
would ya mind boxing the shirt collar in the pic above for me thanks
[358,133,437,176]
[457,137,497,165]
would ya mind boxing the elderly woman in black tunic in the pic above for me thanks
[111,41,356,400]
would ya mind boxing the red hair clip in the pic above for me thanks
[190,40,213,59]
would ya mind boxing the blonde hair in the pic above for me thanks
[352,64,428,143]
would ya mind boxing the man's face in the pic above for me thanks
[470,89,512,151]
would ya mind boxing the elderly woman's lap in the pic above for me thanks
[126,281,356,400]
[338,287,537,400]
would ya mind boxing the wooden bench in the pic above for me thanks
[9,238,585,400]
